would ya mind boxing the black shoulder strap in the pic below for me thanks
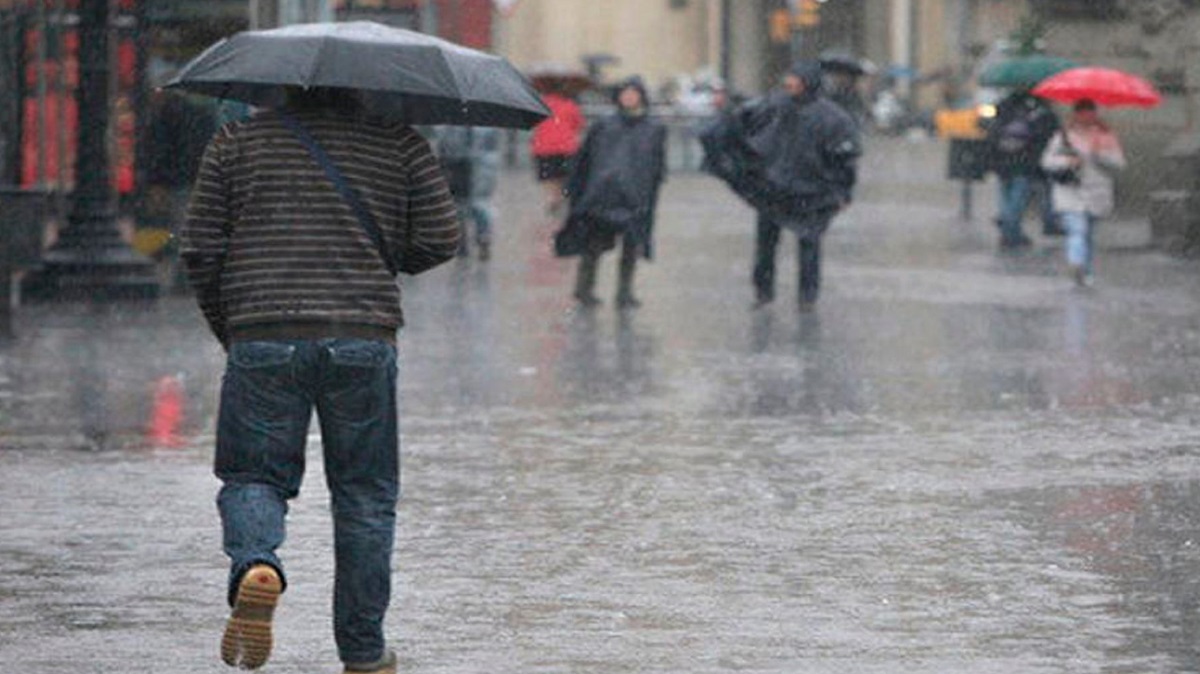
[279,112,398,276]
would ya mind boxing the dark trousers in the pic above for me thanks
[575,234,639,301]
[215,338,398,665]
[997,173,1058,244]
[754,212,829,304]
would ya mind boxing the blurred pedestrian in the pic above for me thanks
[531,84,586,215]
[824,70,868,128]
[716,62,860,311]
[986,89,1062,249]
[1040,99,1126,287]
[435,125,503,260]
[554,77,667,309]
[181,87,459,674]
[698,84,738,172]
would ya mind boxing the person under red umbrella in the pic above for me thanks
[1040,99,1127,288]
[530,83,587,216]
[1032,67,1158,287]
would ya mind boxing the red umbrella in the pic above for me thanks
[1032,67,1162,108]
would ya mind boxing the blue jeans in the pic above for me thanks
[215,338,399,665]
[1060,210,1096,274]
[454,197,494,247]
[470,198,494,244]
[997,174,1057,244]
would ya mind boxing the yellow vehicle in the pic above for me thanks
[935,104,998,220]
[934,104,996,141]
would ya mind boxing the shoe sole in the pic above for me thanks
[221,565,282,670]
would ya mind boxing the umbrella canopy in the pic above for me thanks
[1032,67,1162,108]
[164,21,550,129]
[979,54,1077,89]
[525,63,592,96]
[819,51,871,77]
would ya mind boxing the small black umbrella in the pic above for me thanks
[163,21,550,129]
[526,63,593,97]
[818,51,872,77]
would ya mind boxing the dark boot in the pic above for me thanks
[574,254,601,307]
[798,236,822,309]
[615,239,640,309]
[753,215,781,307]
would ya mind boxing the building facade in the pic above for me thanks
[492,0,725,94]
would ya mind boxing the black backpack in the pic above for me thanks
[995,116,1033,155]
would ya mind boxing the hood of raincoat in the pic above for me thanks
[612,76,651,113]
[555,97,668,259]
[789,61,825,101]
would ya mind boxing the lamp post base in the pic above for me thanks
[23,213,161,301]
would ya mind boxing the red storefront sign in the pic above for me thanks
[19,0,138,194]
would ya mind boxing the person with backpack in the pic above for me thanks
[1040,99,1126,287]
[987,90,1062,249]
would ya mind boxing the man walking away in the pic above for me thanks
[181,87,459,674]
[746,62,861,311]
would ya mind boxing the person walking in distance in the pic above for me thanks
[554,77,667,309]
[435,125,503,260]
[531,83,586,216]
[181,87,459,674]
[986,89,1063,249]
[747,62,861,311]
[1040,99,1126,287]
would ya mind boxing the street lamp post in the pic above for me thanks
[26,0,159,300]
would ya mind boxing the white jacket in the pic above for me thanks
[1040,125,1126,217]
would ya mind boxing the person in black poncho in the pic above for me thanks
[700,61,861,311]
[555,77,667,309]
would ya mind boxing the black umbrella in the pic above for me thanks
[163,21,550,129]
[526,63,593,97]
[818,51,871,77]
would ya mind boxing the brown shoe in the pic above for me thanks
[344,649,397,674]
[221,564,282,670]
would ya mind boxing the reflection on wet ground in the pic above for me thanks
[4,138,1200,672]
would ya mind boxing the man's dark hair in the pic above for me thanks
[284,86,361,113]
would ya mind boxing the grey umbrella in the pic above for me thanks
[163,21,550,129]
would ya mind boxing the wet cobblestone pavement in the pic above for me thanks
[4,138,1200,673]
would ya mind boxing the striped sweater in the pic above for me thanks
[181,108,459,345]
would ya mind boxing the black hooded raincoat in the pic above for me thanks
[554,78,668,260]
[701,63,860,237]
